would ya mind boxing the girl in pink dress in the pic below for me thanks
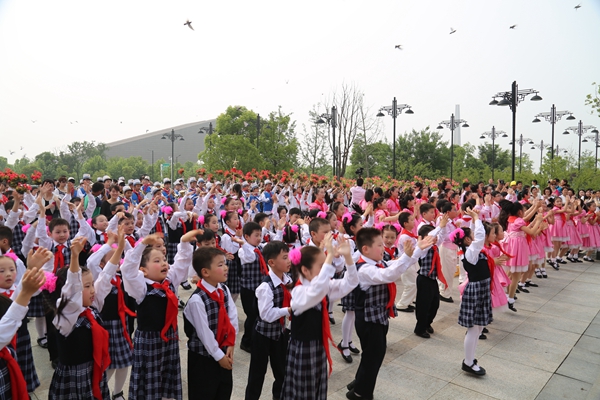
[385,186,401,215]
[500,201,543,311]
[489,223,511,313]
[309,187,328,213]
[583,202,599,261]
[567,202,586,262]
[548,197,569,269]
[373,198,399,225]
[538,209,555,278]
[559,202,581,263]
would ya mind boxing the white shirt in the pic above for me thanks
[0,302,28,349]
[464,220,485,264]
[357,252,422,291]
[350,186,366,205]
[183,279,238,362]
[256,270,292,323]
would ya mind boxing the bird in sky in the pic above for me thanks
[184,20,194,30]
[510,24,517,29]
[9,150,14,155]
[575,3,581,10]
[31,120,36,123]
[75,121,78,123]
[70,122,73,124]
[285,80,289,84]
[395,44,402,50]
[146,129,149,133]
[120,121,123,124]
[20,146,23,150]
[450,27,456,34]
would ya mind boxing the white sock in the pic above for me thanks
[574,253,579,259]
[464,326,481,371]
[35,317,46,339]
[113,367,128,394]
[508,297,515,304]
[341,311,354,357]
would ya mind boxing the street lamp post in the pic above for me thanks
[316,107,338,177]
[532,105,575,159]
[437,113,469,183]
[507,134,533,174]
[376,97,414,179]
[161,129,184,183]
[563,121,598,171]
[490,81,542,181]
[479,126,505,180]
[583,129,600,170]
[530,140,550,172]
[256,114,261,149]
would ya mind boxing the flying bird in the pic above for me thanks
[146,130,149,133]
[31,120,36,123]
[510,25,517,29]
[450,27,456,34]
[120,121,123,124]
[184,20,194,30]
[395,44,402,50]
[20,147,23,150]
[75,121,78,123]
[9,150,14,155]
[285,80,289,84]
[575,3,581,10]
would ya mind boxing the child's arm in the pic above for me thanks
[21,221,37,256]
[74,201,95,244]
[256,280,290,323]
[94,229,125,312]
[54,237,87,336]
[5,195,21,230]
[328,237,359,302]
[138,201,158,238]
[464,219,486,265]
[59,193,72,221]
[167,230,202,285]
[35,196,52,250]
[121,237,155,304]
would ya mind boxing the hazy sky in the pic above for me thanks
[1,0,599,172]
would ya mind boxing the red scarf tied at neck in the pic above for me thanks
[111,276,137,349]
[430,245,448,289]
[53,244,66,274]
[254,248,270,276]
[197,281,236,348]
[0,347,28,400]
[151,280,179,342]
[80,308,110,400]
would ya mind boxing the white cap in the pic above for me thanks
[154,181,161,187]
[67,177,75,182]
[118,176,125,181]
[163,177,171,184]
[97,177,103,182]
[206,182,213,189]
[215,181,222,186]
[264,179,272,185]
[133,179,141,185]
[82,173,91,180]
[123,185,132,192]
[151,187,161,195]
[143,176,150,180]
[189,177,197,182]
[103,175,111,181]
[198,178,205,183]
[127,179,134,185]
[242,181,249,187]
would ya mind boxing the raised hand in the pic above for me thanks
[26,247,53,270]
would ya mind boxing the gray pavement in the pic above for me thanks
[29,260,600,399]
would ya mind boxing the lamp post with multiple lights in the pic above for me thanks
[507,134,533,174]
[316,107,338,177]
[489,81,542,180]
[583,129,600,171]
[437,114,469,183]
[161,129,184,183]
[529,140,550,172]
[532,105,575,159]
[376,97,414,179]
[479,126,505,180]
[563,121,599,170]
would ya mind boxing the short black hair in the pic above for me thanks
[356,227,382,253]
[288,207,302,217]
[243,221,262,237]
[262,240,289,263]
[49,218,69,232]
[309,218,329,234]
[110,201,124,212]
[357,178,364,187]
[418,224,435,238]
[0,226,13,246]
[91,182,105,195]
[398,212,412,228]
[419,203,435,214]
[253,213,269,224]
[117,212,134,224]
[192,247,226,275]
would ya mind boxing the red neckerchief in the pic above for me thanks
[53,244,66,274]
[491,241,514,258]
[400,228,418,239]
[359,256,397,318]
[80,308,110,400]
[254,248,269,276]
[125,235,136,247]
[391,197,400,212]
[0,347,28,400]
[430,245,447,289]
[155,219,163,233]
[101,232,108,243]
[482,245,495,291]
[196,281,236,348]
[295,279,335,375]
[150,280,178,342]
[111,275,136,349]
[263,233,271,243]
[280,283,291,327]
[384,247,397,259]
[553,207,566,222]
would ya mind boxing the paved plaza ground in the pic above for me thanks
[29,261,600,399]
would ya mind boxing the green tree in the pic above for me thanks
[350,140,392,178]
[586,82,600,117]
[394,128,450,179]
[33,152,62,180]
[477,144,512,173]
[59,141,107,180]
[257,107,298,171]
[298,109,330,174]
[200,134,262,172]
[0,157,7,170]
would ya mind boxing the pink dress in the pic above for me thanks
[550,207,568,242]
[502,217,530,272]
[587,213,600,249]
[564,216,581,249]
[374,209,390,225]
[387,197,401,215]
[542,212,554,252]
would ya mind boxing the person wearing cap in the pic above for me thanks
[141,176,152,195]
[122,185,134,210]
[131,179,143,205]
[258,180,275,215]
[76,174,93,198]
[162,178,175,203]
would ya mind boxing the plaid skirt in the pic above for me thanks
[166,241,179,266]
[341,291,356,312]
[0,357,12,398]
[48,360,110,399]
[280,339,327,400]
[225,257,241,294]
[128,328,182,400]
[103,319,133,370]
[458,278,492,328]
[15,324,40,392]
[27,294,45,318]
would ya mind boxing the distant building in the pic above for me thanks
[104,119,215,165]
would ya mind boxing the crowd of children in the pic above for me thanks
[0,173,599,399]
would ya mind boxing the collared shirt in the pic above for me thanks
[256,270,292,323]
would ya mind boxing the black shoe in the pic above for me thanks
[557,258,567,264]
[329,316,336,325]
[346,380,356,391]
[415,331,431,339]
[337,341,353,363]
[440,295,454,303]
[346,389,373,400]
[535,269,543,278]
[398,306,415,313]
[566,256,575,263]
[508,302,517,312]
[514,295,518,300]
[525,281,538,288]
[482,327,489,333]
[240,342,252,353]
[550,261,560,270]
[180,281,192,290]
[541,269,548,278]
[576,258,583,263]
[426,326,434,334]
[112,391,125,400]
[518,286,530,293]
[37,336,48,349]
[348,341,360,354]
[462,360,486,376]
[516,289,520,294]
[479,334,487,340]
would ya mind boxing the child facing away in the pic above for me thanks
[0,249,48,400]
[281,234,358,400]
[120,229,200,400]
[183,247,238,400]
[49,237,112,400]
[245,241,292,400]
[346,228,434,400]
